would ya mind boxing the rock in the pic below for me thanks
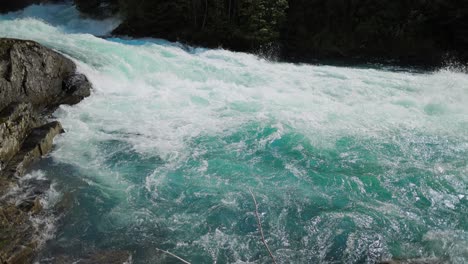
[0,38,92,112]
[16,178,51,213]
[3,121,64,179]
[0,103,41,172]
[0,38,91,180]
[53,191,74,215]
[0,204,37,264]
[30,197,43,215]
[62,73,92,105]
[5,245,35,264]
[0,38,92,263]
[16,196,42,213]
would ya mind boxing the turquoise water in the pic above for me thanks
[1,4,468,263]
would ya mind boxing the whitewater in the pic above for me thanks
[1,4,467,264]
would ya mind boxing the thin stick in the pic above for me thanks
[249,189,278,264]
[155,248,191,264]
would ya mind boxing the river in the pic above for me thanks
[1,4,467,263]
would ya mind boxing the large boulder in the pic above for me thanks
[0,38,91,112]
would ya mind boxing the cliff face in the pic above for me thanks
[0,38,91,263]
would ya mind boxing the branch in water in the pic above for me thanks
[249,189,278,264]
[155,248,191,264]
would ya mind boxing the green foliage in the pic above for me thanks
[238,0,288,44]
[114,0,288,50]
[109,0,468,64]
[282,0,468,64]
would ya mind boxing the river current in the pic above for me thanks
[1,4,467,264]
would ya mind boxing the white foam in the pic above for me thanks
[2,3,120,35]
[1,7,468,262]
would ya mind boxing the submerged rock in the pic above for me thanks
[0,38,92,263]
[62,73,92,105]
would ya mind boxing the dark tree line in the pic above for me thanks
[107,0,468,65]
[4,0,466,65]
[110,0,288,51]
[283,0,468,65]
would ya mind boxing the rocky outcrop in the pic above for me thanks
[0,38,92,263]
[0,38,87,111]
[0,103,41,174]
[3,121,64,180]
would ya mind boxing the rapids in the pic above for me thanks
[1,4,467,263]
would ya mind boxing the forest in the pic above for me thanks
[72,0,468,65]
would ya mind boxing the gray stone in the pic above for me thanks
[0,103,41,172]
[0,38,93,112]
[62,73,92,105]
[3,121,64,179]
